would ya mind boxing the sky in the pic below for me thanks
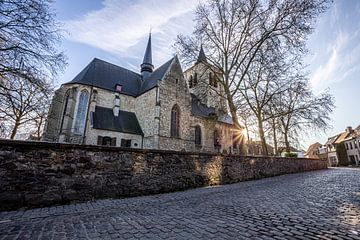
[53,0,360,150]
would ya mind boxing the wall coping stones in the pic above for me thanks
[0,139,326,161]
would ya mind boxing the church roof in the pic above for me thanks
[196,45,207,63]
[190,93,216,118]
[142,33,153,67]
[65,56,176,97]
[92,106,143,135]
[140,57,175,94]
[66,58,142,96]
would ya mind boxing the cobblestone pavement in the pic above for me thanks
[0,168,360,240]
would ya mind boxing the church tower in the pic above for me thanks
[184,46,227,114]
[140,33,154,80]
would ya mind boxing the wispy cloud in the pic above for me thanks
[310,29,360,91]
[64,0,197,66]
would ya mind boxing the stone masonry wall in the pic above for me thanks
[0,140,327,211]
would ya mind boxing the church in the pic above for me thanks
[43,34,241,153]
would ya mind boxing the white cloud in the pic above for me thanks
[64,0,197,65]
[310,30,360,91]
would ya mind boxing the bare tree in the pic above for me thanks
[175,0,331,131]
[0,77,53,139]
[273,81,334,153]
[0,0,66,92]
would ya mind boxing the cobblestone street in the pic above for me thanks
[0,168,359,240]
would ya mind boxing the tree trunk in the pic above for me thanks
[10,121,20,139]
[284,129,290,153]
[227,96,246,155]
[257,117,268,156]
[271,119,278,156]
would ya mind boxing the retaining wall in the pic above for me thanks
[0,140,327,211]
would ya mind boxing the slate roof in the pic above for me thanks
[190,93,234,125]
[65,57,175,97]
[65,58,142,96]
[139,57,175,94]
[92,106,143,135]
[142,33,153,66]
[191,93,216,118]
[218,114,233,125]
[197,45,207,63]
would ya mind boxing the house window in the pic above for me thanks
[346,143,349,150]
[355,141,358,148]
[209,72,213,86]
[195,125,201,145]
[121,139,131,148]
[171,104,180,138]
[73,90,89,134]
[97,136,116,146]
[350,142,353,149]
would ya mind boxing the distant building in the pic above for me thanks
[278,146,305,158]
[305,142,322,159]
[322,126,359,166]
[246,140,274,156]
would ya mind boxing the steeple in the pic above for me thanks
[140,33,154,79]
[196,45,207,63]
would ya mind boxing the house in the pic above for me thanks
[305,142,322,159]
[323,126,358,166]
[43,34,242,153]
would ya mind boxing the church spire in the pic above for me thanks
[196,45,207,63]
[141,33,154,79]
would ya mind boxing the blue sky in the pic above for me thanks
[53,0,360,149]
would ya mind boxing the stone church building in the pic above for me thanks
[43,34,241,153]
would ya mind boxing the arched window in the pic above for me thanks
[60,91,70,132]
[214,129,220,147]
[232,133,239,148]
[73,90,89,134]
[171,105,180,138]
[193,73,198,86]
[189,75,193,88]
[195,125,202,145]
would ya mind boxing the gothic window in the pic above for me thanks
[214,75,218,87]
[209,72,213,86]
[214,129,221,147]
[189,75,193,88]
[195,125,202,145]
[193,73,198,86]
[232,133,239,148]
[60,91,70,132]
[73,90,89,134]
[171,104,180,138]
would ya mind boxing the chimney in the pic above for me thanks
[346,126,353,133]
[113,95,120,117]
